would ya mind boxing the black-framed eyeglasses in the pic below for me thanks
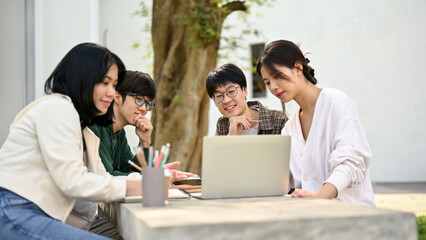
[212,86,240,104]
[124,92,155,111]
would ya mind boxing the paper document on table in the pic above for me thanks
[123,196,142,203]
[169,189,191,198]
[122,189,190,203]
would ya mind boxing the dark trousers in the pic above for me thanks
[89,206,123,240]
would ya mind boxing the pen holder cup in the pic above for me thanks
[142,168,167,207]
[164,175,170,200]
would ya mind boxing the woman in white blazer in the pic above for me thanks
[0,43,141,239]
[256,40,375,206]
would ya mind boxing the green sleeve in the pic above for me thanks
[89,124,139,176]
[113,130,139,176]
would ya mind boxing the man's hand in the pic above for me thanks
[228,114,260,135]
[134,114,153,148]
[164,161,194,183]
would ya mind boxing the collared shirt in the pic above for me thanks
[215,101,287,135]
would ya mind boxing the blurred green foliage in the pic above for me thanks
[419,216,425,240]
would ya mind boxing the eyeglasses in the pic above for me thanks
[124,92,155,111]
[212,86,240,104]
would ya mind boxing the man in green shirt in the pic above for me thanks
[90,70,192,179]
[86,71,192,239]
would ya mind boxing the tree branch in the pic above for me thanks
[222,1,247,16]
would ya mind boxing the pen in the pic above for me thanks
[156,145,166,168]
[128,160,142,171]
[148,146,153,168]
[160,143,171,167]
[135,147,148,168]
[153,149,159,167]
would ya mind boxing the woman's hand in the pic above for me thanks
[291,189,313,198]
[313,183,338,199]
[125,179,142,196]
[291,183,338,199]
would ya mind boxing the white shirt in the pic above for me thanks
[240,124,259,135]
[282,88,375,206]
[240,104,260,135]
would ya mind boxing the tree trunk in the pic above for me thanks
[151,0,245,174]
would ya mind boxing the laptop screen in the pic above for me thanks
[201,135,291,199]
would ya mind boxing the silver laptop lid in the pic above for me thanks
[201,135,290,199]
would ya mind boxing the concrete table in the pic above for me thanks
[116,197,417,240]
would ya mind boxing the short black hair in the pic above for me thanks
[205,63,247,98]
[117,71,156,102]
[44,42,126,128]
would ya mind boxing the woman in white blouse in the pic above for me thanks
[256,40,375,206]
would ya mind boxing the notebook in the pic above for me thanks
[122,189,190,203]
[199,135,291,199]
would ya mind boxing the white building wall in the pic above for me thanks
[0,0,26,145]
[34,0,96,98]
[99,0,151,72]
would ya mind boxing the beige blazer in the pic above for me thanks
[0,94,126,222]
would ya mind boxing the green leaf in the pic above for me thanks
[131,42,141,49]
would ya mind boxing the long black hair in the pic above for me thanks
[44,43,126,128]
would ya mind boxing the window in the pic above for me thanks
[250,43,266,98]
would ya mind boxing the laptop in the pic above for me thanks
[199,135,291,199]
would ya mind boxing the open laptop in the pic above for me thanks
[199,135,291,199]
